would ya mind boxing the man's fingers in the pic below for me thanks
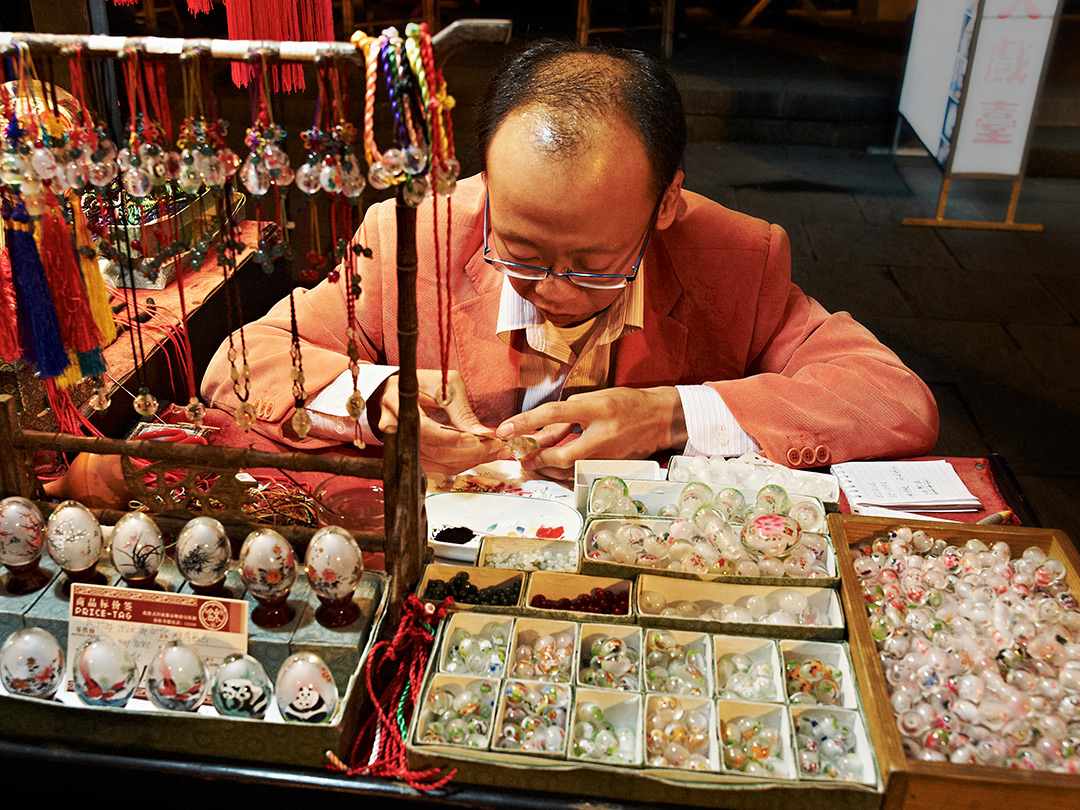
[496,401,574,439]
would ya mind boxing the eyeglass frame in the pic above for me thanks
[482,190,663,289]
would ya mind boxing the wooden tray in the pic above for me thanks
[830,514,1080,810]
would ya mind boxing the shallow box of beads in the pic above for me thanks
[667,454,840,505]
[717,700,797,779]
[831,514,1080,810]
[412,674,501,751]
[523,571,634,624]
[643,627,713,696]
[780,640,858,710]
[509,618,579,683]
[714,634,785,703]
[581,516,839,587]
[477,536,580,573]
[571,688,643,766]
[588,477,829,534]
[578,623,642,691]
[436,612,513,679]
[418,564,525,613]
[636,574,845,640]
[790,705,878,786]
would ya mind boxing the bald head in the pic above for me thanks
[477,42,686,196]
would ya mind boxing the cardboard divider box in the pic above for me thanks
[570,688,643,766]
[713,634,784,703]
[831,514,1080,810]
[417,563,526,614]
[779,639,858,710]
[491,678,573,758]
[636,574,844,640]
[523,571,634,624]
[412,673,500,751]
[509,617,579,684]
[578,622,643,691]
[477,536,580,573]
[574,460,663,512]
[641,693,721,777]
[716,699,798,780]
[436,611,515,679]
[642,627,713,696]
[789,705,879,787]
[666,455,840,506]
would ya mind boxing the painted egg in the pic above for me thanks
[741,514,803,559]
[275,651,338,723]
[0,627,64,700]
[110,512,165,580]
[212,653,272,719]
[0,496,46,565]
[304,526,363,602]
[46,500,103,572]
[147,641,209,712]
[239,529,297,601]
[73,637,138,708]
[175,517,232,587]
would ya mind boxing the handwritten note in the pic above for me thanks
[831,460,981,512]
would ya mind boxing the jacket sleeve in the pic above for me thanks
[200,203,390,448]
[707,223,939,467]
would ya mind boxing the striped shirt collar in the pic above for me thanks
[495,275,645,362]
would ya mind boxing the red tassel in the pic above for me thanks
[226,0,255,89]
[186,0,214,14]
[0,248,22,362]
[38,210,103,356]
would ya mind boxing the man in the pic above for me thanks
[202,41,938,477]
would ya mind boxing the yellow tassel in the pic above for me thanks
[69,194,117,346]
[55,350,83,389]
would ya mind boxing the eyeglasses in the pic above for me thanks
[482,191,660,290]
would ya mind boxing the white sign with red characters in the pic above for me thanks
[950,0,1061,175]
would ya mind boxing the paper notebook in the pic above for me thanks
[831,459,982,512]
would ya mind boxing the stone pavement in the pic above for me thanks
[683,141,1080,542]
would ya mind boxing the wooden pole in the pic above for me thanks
[0,395,34,498]
[388,192,425,625]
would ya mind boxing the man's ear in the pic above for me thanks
[655,170,684,230]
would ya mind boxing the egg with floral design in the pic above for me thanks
[740,514,802,559]
[45,500,103,572]
[239,528,297,600]
[275,651,337,723]
[110,511,165,581]
[175,517,231,588]
[147,641,209,712]
[0,496,46,566]
[73,637,137,708]
[304,526,363,602]
[0,627,64,700]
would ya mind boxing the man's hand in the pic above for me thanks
[495,386,687,479]
[378,370,510,474]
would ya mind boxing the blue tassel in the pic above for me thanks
[76,347,105,377]
[4,203,69,378]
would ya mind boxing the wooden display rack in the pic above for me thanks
[0,19,513,624]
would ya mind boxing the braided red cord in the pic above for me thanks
[336,594,458,791]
